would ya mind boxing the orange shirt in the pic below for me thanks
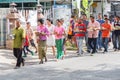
[101,23,112,38]
[68,26,72,35]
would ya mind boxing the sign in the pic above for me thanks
[53,5,71,29]
[54,5,69,8]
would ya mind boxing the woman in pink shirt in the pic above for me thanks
[54,19,65,60]
[36,19,49,64]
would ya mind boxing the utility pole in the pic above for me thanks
[38,0,40,5]
[101,0,104,19]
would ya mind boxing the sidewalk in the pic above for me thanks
[0,48,120,80]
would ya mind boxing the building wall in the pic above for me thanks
[92,1,111,19]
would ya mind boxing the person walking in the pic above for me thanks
[101,18,112,53]
[67,22,73,44]
[113,16,120,51]
[23,35,34,57]
[87,16,100,55]
[36,19,49,64]
[60,18,67,56]
[97,13,104,51]
[54,19,65,61]
[46,19,56,57]
[26,22,37,53]
[74,18,86,56]
[82,14,89,52]
[12,20,25,69]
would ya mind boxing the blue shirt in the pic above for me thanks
[97,19,104,25]
[83,20,89,28]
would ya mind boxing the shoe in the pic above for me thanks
[90,54,93,56]
[92,51,95,54]
[87,50,91,53]
[103,50,108,54]
[77,54,82,56]
[14,66,20,69]
[23,55,27,57]
[31,52,34,56]
[45,58,47,62]
[103,51,107,54]
[76,51,79,53]
[39,61,43,64]
[118,48,120,50]
[114,49,117,51]
[103,51,105,54]
[22,59,25,66]
[99,48,102,51]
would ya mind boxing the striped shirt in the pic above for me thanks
[74,23,86,37]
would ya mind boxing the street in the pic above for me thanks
[0,48,120,80]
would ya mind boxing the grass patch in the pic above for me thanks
[65,41,77,50]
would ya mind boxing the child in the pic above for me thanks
[23,35,34,57]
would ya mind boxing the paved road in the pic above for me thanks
[0,48,120,80]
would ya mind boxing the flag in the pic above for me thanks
[82,0,88,9]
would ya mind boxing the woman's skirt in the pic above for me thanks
[38,40,46,59]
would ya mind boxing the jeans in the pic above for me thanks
[102,38,109,52]
[85,33,91,51]
[97,31,102,49]
[88,38,97,53]
[23,46,33,56]
[13,48,24,67]
[112,31,116,48]
[76,37,84,55]
[62,38,66,51]
[114,34,120,49]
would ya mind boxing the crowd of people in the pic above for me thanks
[12,13,120,69]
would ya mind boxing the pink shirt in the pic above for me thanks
[87,21,100,38]
[37,25,49,40]
[54,26,65,39]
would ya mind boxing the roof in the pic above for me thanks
[0,0,37,3]
[0,0,119,3]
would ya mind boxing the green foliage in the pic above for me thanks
[65,41,77,50]
[81,0,93,19]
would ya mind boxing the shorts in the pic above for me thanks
[67,35,73,39]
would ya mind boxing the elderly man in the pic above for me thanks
[87,16,100,55]
[12,20,25,69]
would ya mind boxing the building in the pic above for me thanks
[0,0,120,48]
[0,0,72,48]
[88,0,120,17]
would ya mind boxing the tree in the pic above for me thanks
[81,0,93,19]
